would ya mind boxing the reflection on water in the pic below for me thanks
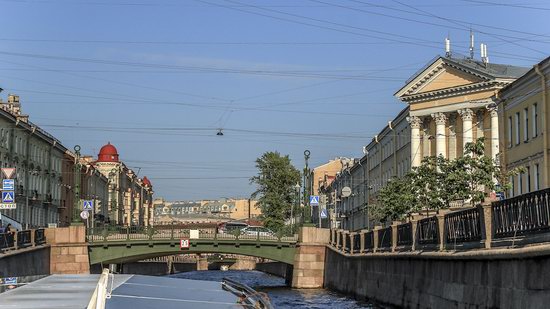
[169,270,376,308]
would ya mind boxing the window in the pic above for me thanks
[533,103,539,138]
[527,166,531,192]
[535,164,540,191]
[515,113,520,145]
[508,117,513,147]
[523,108,529,142]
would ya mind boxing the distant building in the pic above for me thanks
[152,198,261,224]
[0,94,67,228]
[94,142,153,226]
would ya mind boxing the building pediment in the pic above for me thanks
[395,57,494,99]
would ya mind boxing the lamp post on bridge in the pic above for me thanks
[71,145,83,226]
[303,150,312,225]
[293,182,300,234]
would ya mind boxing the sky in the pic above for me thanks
[0,0,548,201]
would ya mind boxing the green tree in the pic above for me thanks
[250,151,301,232]
[371,138,510,222]
[374,174,416,222]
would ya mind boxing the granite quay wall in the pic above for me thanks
[325,189,550,308]
[324,245,550,309]
[45,225,89,274]
[291,227,330,288]
[255,261,290,278]
[0,245,50,278]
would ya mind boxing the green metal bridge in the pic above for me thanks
[86,227,298,265]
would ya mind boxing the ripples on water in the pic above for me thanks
[169,270,376,308]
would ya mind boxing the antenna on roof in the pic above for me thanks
[480,43,489,65]
[469,29,474,59]
[445,36,452,58]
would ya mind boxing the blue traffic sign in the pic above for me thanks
[310,195,320,206]
[82,200,94,211]
[320,208,328,219]
[2,179,14,191]
[1,191,14,203]
[4,277,17,285]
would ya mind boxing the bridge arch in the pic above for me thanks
[88,239,297,265]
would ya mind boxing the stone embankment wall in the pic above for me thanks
[324,246,550,309]
[0,246,50,278]
[45,226,89,274]
[256,261,290,278]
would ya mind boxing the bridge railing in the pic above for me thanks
[444,207,482,245]
[0,228,46,252]
[86,226,298,243]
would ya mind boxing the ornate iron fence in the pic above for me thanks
[0,233,14,249]
[352,233,361,252]
[35,229,46,244]
[378,226,392,249]
[397,222,413,246]
[86,226,298,243]
[17,230,32,247]
[364,231,374,251]
[444,207,482,244]
[417,216,439,245]
[492,188,550,238]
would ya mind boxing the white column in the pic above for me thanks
[448,114,457,160]
[407,116,423,167]
[459,108,474,151]
[431,112,447,158]
[487,105,499,161]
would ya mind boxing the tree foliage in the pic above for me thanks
[250,151,301,232]
[375,138,508,221]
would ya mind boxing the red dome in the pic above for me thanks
[97,142,119,162]
[142,176,152,187]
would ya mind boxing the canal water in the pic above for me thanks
[169,270,377,308]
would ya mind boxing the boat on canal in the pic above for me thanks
[0,269,273,309]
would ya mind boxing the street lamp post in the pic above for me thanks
[71,145,83,225]
[303,150,312,225]
[293,182,300,234]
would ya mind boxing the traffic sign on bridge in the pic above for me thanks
[310,195,320,206]
[180,238,190,249]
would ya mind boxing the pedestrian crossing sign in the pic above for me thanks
[310,195,320,206]
[82,200,94,211]
[1,191,14,203]
[320,208,328,219]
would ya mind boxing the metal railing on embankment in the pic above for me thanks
[85,226,298,243]
[330,187,550,254]
[0,228,46,252]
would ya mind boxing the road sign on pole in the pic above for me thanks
[180,238,190,249]
[0,204,16,209]
[320,208,328,219]
[1,168,15,179]
[1,191,14,203]
[2,179,14,191]
[82,200,94,211]
[310,195,320,206]
[80,211,89,220]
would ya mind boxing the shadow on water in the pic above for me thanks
[168,270,378,308]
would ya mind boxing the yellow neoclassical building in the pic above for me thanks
[497,57,550,197]
[395,56,528,167]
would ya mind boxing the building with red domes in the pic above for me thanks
[94,142,154,226]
